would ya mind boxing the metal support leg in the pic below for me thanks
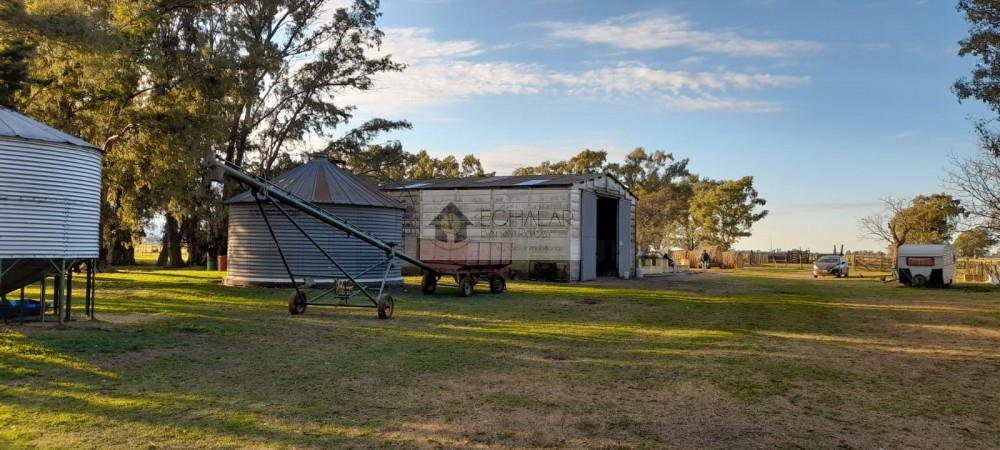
[85,259,95,319]
[65,262,73,322]
[17,286,24,325]
[40,277,46,324]
[54,273,62,325]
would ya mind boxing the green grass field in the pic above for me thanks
[2,265,998,449]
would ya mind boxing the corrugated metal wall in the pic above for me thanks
[225,203,403,286]
[385,182,639,281]
[0,138,102,258]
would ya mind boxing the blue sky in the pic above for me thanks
[335,0,991,252]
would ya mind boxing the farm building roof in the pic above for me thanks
[226,156,404,209]
[0,107,99,150]
[382,173,630,192]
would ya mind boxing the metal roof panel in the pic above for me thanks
[0,107,99,150]
[226,157,404,209]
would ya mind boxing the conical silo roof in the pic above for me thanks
[227,155,404,209]
[0,107,99,149]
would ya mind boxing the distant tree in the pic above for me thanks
[460,154,494,177]
[512,149,607,175]
[953,227,997,258]
[859,194,966,260]
[606,147,690,194]
[625,150,695,249]
[407,150,469,179]
[904,194,967,243]
[687,176,768,249]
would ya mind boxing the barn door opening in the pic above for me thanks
[595,195,618,277]
[581,192,597,281]
[617,198,632,278]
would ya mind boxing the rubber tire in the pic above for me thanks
[813,275,817,278]
[843,269,849,278]
[288,291,307,315]
[377,294,394,319]
[489,276,506,294]
[912,274,927,287]
[421,272,437,295]
[459,276,475,297]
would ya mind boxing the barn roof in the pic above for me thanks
[227,156,404,209]
[382,173,627,191]
[0,107,99,150]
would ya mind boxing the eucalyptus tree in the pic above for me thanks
[688,176,768,249]
[858,194,966,259]
[208,0,409,173]
[953,227,996,258]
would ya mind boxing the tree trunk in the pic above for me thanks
[107,230,136,266]
[165,214,185,268]
[182,215,206,266]
[156,231,168,267]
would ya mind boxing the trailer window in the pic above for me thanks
[906,257,935,266]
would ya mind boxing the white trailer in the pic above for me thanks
[895,244,956,287]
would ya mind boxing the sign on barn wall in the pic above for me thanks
[415,188,575,262]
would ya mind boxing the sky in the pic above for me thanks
[334,0,992,252]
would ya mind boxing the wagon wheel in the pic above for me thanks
[288,291,307,315]
[459,275,475,297]
[377,294,394,319]
[489,276,506,294]
[912,274,927,287]
[421,272,438,295]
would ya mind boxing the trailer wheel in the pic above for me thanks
[421,272,437,295]
[377,294,394,319]
[288,291,307,315]
[489,276,506,294]
[912,274,927,287]
[459,276,475,297]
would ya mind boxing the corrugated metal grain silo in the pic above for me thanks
[224,154,404,287]
[0,107,102,301]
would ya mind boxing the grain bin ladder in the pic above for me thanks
[204,157,437,319]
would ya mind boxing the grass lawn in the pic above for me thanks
[1,265,998,449]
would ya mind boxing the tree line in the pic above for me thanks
[1,0,414,267]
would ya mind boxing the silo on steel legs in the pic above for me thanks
[0,108,102,324]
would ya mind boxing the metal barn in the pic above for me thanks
[382,174,636,282]
[0,108,101,323]
[224,154,405,287]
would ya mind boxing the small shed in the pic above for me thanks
[224,154,405,287]
[382,174,636,281]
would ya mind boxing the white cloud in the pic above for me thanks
[343,27,810,116]
[542,13,823,58]
[661,96,783,113]
[382,28,483,62]
[554,63,808,95]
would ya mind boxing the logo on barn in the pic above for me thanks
[430,202,472,242]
